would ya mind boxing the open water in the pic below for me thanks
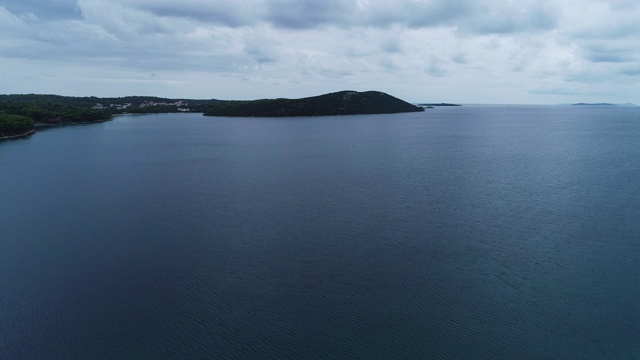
[1,106,639,359]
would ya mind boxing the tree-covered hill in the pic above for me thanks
[203,91,424,117]
[0,101,110,124]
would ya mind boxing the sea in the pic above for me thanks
[1,106,639,359]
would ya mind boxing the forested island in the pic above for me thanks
[1,91,423,139]
[203,91,424,117]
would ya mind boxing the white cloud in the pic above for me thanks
[1,0,640,103]
[0,6,29,31]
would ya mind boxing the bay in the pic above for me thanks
[1,107,639,359]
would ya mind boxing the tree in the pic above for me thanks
[0,113,34,137]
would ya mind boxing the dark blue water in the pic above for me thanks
[1,107,639,359]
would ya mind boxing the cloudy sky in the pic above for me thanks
[1,0,639,104]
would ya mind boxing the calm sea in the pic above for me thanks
[1,106,639,359]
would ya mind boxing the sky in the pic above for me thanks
[1,0,639,104]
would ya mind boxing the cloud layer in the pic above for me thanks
[2,0,640,103]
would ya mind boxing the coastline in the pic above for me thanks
[34,116,113,128]
[0,129,36,141]
[1,117,113,142]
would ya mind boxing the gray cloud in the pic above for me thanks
[350,0,557,34]
[244,35,279,64]
[2,0,80,20]
[265,0,357,29]
[576,38,640,65]
[380,39,403,54]
[363,0,474,28]
[1,0,640,104]
[586,53,632,64]
[133,0,258,27]
[451,52,467,65]
[425,56,447,77]
[33,0,560,34]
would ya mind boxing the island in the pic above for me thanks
[203,91,424,117]
[572,103,636,106]
[417,103,462,107]
[1,91,423,140]
[572,103,616,106]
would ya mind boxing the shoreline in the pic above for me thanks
[0,129,36,141]
[1,117,113,142]
[34,116,113,128]
[1,113,199,142]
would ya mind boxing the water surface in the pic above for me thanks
[1,107,639,359]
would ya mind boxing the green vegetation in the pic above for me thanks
[0,101,110,124]
[203,91,424,117]
[0,96,110,138]
[0,94,215,138]
[0,113,34,138]
[0,100,111,138]
[0,91,424,139]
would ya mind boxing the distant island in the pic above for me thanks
[203,91,424,117]
[417,103,462,107]
[572,103,636,106]
[0,91,423,140]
